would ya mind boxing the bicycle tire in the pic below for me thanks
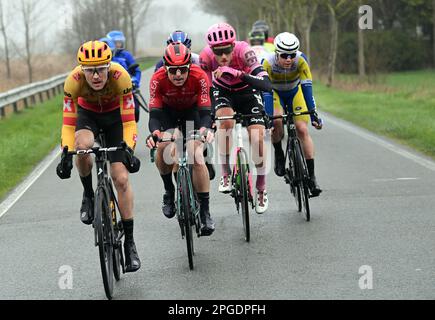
[179,169,194,270]
[295,141,311,221]
[94,186,114,300]
[288,140,302,212]
[237,150,250,242]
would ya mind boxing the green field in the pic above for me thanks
[316,70,435,158]
[0,58,158,201]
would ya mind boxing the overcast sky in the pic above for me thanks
[0,0,224,55]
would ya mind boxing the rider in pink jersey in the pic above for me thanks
[200,23,272,214]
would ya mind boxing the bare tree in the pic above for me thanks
[0,0,11,78]
[124,0,153,55]
[433,0,435,67]
[294,0,319,59]
[17,0,46,83]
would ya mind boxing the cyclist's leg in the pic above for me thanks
[237,91,268,213]
[185,110,214,235]
[105,113,141,272]
[271,91,286,177]
[75,107,98,224]
[213,88,235,192]
[292,86,322,196]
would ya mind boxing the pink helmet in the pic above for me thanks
[205,23,236,47]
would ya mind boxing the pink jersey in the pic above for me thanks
[200,41,268,91]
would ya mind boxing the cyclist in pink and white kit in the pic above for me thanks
[200,22,272,214]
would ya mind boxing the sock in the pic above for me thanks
[220,154,231,176]
[256,166,266,192]
[197,192,210,215]
[273,141,283,154]
[80,174,94,198]
[306,159,315,178]
[122,219,134,243]
[161,173,175,194]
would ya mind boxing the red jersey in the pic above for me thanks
[149,64,211,112]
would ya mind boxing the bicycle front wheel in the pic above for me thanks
[94,186,114,299]
[179,169,194,270]
[237,150,250,242]
[295,141,310,221]
[288,141,302,212]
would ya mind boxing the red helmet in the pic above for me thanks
[163,43,191,66]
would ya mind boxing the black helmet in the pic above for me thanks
[252,20,270,39]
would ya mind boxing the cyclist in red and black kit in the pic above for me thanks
[146,43,215,235]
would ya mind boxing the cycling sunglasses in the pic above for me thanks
[279,52,297,60]
[212,45,234,56]
[166,64,190,75]
[82,64,110,75]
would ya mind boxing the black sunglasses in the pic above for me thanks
[279,52,297,59]
[212,45,234,56]
[166,65,190,75]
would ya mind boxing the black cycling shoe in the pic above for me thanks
[124,240,141,273]
[274,150,286,177]
[80,194,94,225]
[200,210,215,236]
[162,192,176,219]
[206,161,216,181]
[308,175,322,197]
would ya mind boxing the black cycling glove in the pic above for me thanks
[56,146,73,179]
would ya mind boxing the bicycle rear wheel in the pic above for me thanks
[94,186,114,299]
[237,150,250,242]
[179,169,194,270]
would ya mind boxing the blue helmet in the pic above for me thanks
[107,30,126,49]
[167,30,191,49]
[99,37,116,53]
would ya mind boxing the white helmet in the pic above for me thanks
[274,32,300,54]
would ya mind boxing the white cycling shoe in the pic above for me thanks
[255,190,268,214]
[219,175,232,193]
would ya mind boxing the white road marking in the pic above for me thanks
[0,148,61,219]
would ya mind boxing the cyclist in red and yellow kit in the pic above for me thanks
[56,40,141,272]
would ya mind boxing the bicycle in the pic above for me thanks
[270,110,314,221]
[150,130,204,270]
[67,134,134,299]
[214,113,257,242]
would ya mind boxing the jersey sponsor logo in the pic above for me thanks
[149,80,158,105]
[72,72,81,81]
[123,95,135,109]
[64,91,72,98]
[63,98,75,112]
[199,78,209,104]
[245,50,258,67]
[133,134,138,142]
[123,87,133,94]
[113,71,122,80]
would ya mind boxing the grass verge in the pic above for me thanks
[316,70,435,159]
[0,58,158,201]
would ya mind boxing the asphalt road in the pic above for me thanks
[0,68,434,300]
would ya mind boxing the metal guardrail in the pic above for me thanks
[0,73,68,119]
[0,56,151,119]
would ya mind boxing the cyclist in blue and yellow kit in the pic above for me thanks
[263,32,323,197]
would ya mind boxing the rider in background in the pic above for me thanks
[107,30,142,122]
[200,22,272,214]
[248,30,268,64]
[262,32,323,197]
[251,20,275,53]
[146,43,216,236]
[155,30,200,71]
[100,37,128,70]
[56,40,141,272]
